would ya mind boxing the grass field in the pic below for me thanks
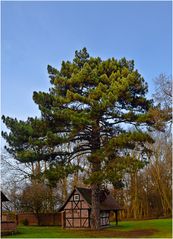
[2,218,172,238]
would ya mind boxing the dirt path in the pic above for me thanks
[116,229,158,238]
[74,228,158,238]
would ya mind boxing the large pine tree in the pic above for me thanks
[3,48,160,229]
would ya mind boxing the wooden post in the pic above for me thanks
[62,211,65,228]
[88,209,91,228]
[115,210,118,226]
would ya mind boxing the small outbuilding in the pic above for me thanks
[59,187,120,228]
[1,192,9,202]
[1,191,16,236]
[1,191,9,220]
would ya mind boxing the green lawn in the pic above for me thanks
[2,218,172,238]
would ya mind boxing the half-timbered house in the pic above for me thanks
[59,187,120,228]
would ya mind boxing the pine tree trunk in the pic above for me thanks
[62,177,68,202]
[91,182,100,230]
[90,120,101,230]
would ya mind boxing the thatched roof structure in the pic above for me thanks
[59,187,120,211]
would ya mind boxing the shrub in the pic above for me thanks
[21,218,29,226]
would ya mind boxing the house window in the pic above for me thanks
[100,211,108,217]
[74,194,80,201]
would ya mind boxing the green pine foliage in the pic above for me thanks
[2,48,161,185]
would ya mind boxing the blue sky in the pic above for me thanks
[1,1,172,122]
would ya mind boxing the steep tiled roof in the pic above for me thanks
[77,187,91,205]
[77,187,120,210]
[59,187,120,211]
[1,191,9,202]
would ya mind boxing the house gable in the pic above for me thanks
[63,188,90,210]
